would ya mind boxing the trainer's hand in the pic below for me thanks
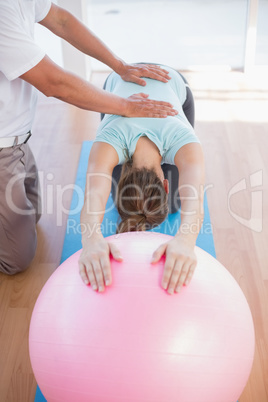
[124,93,178,118]
[119,63,171,86]
[151,236,197,294]
[78,235,123,291]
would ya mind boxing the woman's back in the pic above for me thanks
[95,65,199,165]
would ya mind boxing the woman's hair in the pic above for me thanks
[116,160,168,233]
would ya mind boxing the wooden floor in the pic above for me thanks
[0,70,267,402]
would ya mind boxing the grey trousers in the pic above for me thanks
[0,143,41,274]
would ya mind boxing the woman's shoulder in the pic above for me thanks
[97,114,122,135]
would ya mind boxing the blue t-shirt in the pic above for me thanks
[95,65,200,165]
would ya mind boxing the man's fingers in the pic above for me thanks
[131,76,147,86]
[151,101,174,108]
[133,64,171,82]
[121,64,171,86]
[126,93,178,118]
[142,101,178,117]
[145,64,170,75]
[134,92,149,98]
[142,68,170,83]
[139,103,178,118]
[133,95,173,108]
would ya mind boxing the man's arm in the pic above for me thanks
[20,55,177,117]
[39,3,171,86]
[152,143,205,294]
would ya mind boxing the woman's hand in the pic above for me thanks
[118,63,171,86]
[151,236,197,294]
[78,235,123,291]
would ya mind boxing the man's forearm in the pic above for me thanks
[20,55,176,118]
[41,5,125,75]
[62,15,124,74]
[48,65,127,114]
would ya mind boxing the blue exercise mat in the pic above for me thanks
[34,141,216,402]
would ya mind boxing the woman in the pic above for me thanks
[79,64,205,295]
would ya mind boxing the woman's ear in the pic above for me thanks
[163,179,169,194]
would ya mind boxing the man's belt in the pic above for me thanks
[0,131,32,148]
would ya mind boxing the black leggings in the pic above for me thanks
[101,66,195,214]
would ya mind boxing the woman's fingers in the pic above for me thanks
[109,242,123,262]
[151,242,167,264]
[78,262,90,285]
[78,261,98,290]
[159,238,197,294]
[174,260,192,293]
[79,237,197,294]
[86,263,98,290]
[78,256,106,292]
[78,243,123,291]
[161,253,176,291]
[165,257,184,294]
[166,258,197,294]
[184,262,197,286]
[91,259,105,292]
[99,253,113,287]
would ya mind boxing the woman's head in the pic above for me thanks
[116,160,168,233]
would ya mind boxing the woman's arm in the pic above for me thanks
[174,143,205,246]
[39,3,171,86]
[152,143,205,294]
[78,142,122,291]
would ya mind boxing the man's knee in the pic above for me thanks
[0,239,37,275]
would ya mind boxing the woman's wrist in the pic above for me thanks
[174,230,197,248]
[81,225,103,246]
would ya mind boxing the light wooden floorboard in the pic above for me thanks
[0,70,267,402]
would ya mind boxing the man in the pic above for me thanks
[0,0,177,275]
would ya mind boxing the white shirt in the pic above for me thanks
[0,0,51,138]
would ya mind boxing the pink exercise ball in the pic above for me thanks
[29,232,255,402]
